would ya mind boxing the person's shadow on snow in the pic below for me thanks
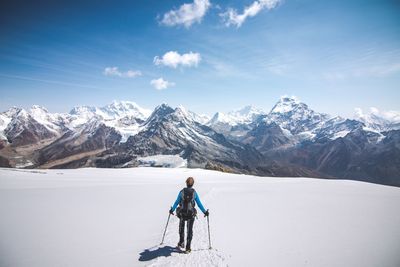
[138,246,182,261]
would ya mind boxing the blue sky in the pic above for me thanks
[0,0,399,117]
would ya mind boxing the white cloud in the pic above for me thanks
[124,70,143,78]
[355,107,400,123]
[221,0,281,27]
[161,0,211,28]
[369,107,400,122]
[150,78,175,90]
[154,51,201,68]
[103,67,142,78]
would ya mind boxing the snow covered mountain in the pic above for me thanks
[0,101,152,145]
[2,107,60,146]
[313,117,366,142]
[207,105,265,136]
[208,97,368,145]
[0,108,16,142]
[188,110,210,125]
[121,104,265,173]
[0,97,399,186]
[29,105,66,134]
[68,100,150,122]
[263,96,330,135]
[67,101,151,141]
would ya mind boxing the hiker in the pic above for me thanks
[169,177,209,253]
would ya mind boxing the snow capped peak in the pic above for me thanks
[280,95,300,103]
[69,105,98,116]
[0,108,20,133]
[208,105,265,128]
[270,96,302,114]
[144,103,175,126]
[67,106,100,128]
[65,101,152,140]
[173,106,192,121]
[175,105,188,114]
[102,100,151,120]
[188,111,210,125]
[236,105,259,115]
[30,105,50,120]
[3,107,23,118]
[154,103,175,114]
[229,105,265,121]
[15,108,29,119]
[172,106,202,122]
[30,105,48,113]
[208,112,231,124]
[68,101,151,130]
[28,105,62,133]
[266,96,330,135]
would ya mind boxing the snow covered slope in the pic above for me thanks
[0,168,399,267]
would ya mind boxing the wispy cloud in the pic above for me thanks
[264,61,290,75]
[154,51,201,68]
[323,62,400,82]
[150,78,175,90]
[0,73,107,90]
[103,67,142,78]
[220,0,281,27]
[355,107,400,123]
[160,0,211,28]
[353,63,400,77]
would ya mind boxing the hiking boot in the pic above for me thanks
[185,248,191,254]
[177,242,184,249]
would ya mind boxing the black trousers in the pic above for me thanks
[179,217,195,249]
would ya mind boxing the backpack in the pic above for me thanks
[177,188,197,220]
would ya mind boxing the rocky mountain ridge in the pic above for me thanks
[1,97,399,186]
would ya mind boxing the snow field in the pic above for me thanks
[0,167,400,267]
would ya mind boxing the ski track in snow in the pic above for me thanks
[144,188,228,267]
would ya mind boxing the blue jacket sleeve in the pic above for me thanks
[171,191,181,211]
[195,192,207,213]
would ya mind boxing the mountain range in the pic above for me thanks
[1,97,399,186]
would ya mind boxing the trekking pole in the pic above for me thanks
[160,213,171,245]
[207,210,212,249]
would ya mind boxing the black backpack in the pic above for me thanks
[177,188,197,220]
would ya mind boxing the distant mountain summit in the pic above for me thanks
[207,105,265,137]
[264,96,330,134]
[0,97,399,186]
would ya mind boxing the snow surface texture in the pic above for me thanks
[0,168,400,267]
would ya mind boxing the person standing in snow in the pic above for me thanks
[169,177,209,253]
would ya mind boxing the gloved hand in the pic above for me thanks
[204,209,209,217]
[169,208,174,215]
